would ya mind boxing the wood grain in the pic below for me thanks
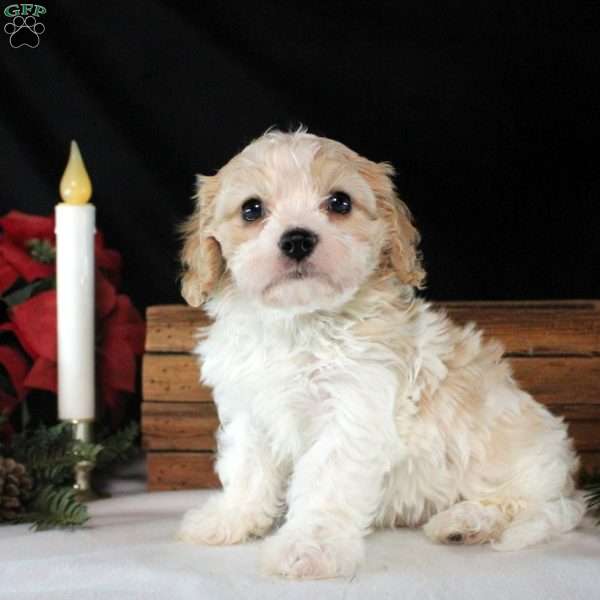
[143,400,600,453]
[144,300,600,491]
[446,301,600,356]
[548,404,600,420]
[142,354,211,402]
[146,305,210,353]
[145,450,600,491]
[567,421,600,452]
[142,353,600,408]
[579,451,600,473]
[146,451,219,490]
[142,402,218,450]
[510,357,600,406]
[146,301,600,355]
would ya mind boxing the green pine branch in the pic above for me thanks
[96,422,139,469]
[11,422,105,485]
[582,470,600,523]
[17,486,89,531]
[587,486,600,513]
[2,420,138,531]
[12,423,77,485]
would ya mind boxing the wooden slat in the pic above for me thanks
[145,449,600,491]
[568,421,600,452]
[548,405,600,420]
[579,452,600,474]
[146,305,210,353]
[142,398,600,454]
[146,451,219,491]
[142,353,600,408]
[142,354,211,402]
[143,300,600,491]
[510,357,600,406]
[145,301,600,355]
[142,402,218,450]
[446,301,600,356]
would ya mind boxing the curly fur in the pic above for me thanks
[176,129,584,579]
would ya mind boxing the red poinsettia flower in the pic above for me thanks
[95,231,123,287]
[0,212,55,289]
[98,295,146,422]
[6,276,145,422]
[0,260,19,296]
[0,211,55,244]
[0,345,30,409]
[0,210,145,429]
[0,210,123,290]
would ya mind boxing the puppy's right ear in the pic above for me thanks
[179,175,224,307]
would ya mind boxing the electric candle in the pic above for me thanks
[55,141,95,421]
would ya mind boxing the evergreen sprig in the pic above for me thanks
[582,470,600,524]
[96,422,139,469]
[18,486,89,531]
[1,421,138,531]
[11,422,102,485]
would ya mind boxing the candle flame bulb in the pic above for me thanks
[60,141,93,205]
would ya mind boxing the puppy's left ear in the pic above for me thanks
[179,175,225,307]
[359,160,425,288]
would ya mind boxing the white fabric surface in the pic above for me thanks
[1,474,599,600]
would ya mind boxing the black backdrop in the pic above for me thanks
[1,2,598,311]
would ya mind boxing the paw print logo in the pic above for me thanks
[4,15,45,48]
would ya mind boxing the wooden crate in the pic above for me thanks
[142,300,600,491]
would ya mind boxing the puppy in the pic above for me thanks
[176,129,584,579]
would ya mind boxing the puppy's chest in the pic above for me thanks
[228,340,336,410]
[201,321,365,425]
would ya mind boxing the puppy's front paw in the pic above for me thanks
[260,529,364,579]
[176,496,272,545]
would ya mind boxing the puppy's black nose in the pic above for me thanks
[279,228,318,262]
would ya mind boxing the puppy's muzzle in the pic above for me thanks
[279,228,318,262]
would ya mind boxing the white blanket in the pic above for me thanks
[1,476,599,600]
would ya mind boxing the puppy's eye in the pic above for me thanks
[326,191,352,215]
[241,198,263,222]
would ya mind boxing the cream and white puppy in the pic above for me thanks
[176,129,584,579]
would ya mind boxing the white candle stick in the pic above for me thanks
[55,141,95,421]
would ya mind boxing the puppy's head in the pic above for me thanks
[180,129,424,312]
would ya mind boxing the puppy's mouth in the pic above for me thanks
[262,263,334,295]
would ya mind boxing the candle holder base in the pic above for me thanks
[73,459,102,502]
[64,419,108,503]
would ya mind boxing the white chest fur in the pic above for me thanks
[198,302,411,464]
[194,291,551,530]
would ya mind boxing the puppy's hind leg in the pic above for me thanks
[423,500,512,546]
[491,494,586,551]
